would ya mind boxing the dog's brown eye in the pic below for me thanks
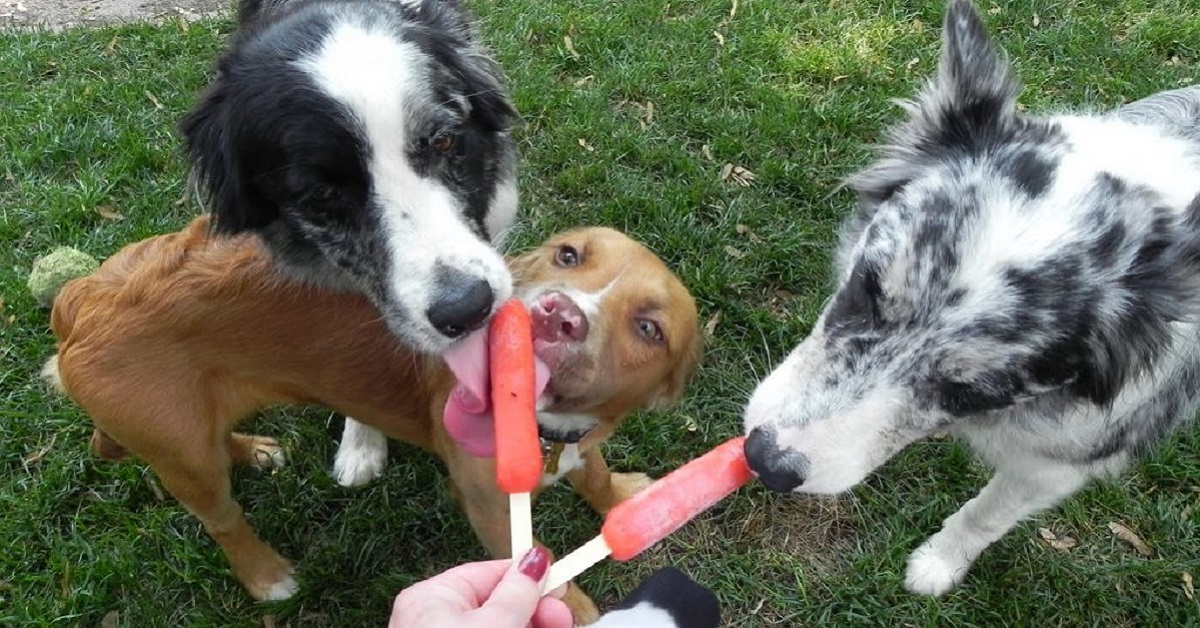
[636,318,664,343]
[555,245,580,267]
[432,132,457,152]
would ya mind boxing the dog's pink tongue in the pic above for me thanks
[441,320,551,457]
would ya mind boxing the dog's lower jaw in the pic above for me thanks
[333,417,389,487]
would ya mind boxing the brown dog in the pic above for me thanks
[46,215,700,622]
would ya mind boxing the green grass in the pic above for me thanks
[2,0,1199,625]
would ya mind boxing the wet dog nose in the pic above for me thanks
[531,292,588,342]
[427,267,494,339]
[744,426,809,493]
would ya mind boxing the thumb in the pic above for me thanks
[477,547,551,621]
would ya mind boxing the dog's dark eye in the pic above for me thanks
[555,245,581,267]
[431,132,458,153]
[636,318,664,344]
[308,184,338,203]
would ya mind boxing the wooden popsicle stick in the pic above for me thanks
[542,535,610,593]
[509,492,533,558]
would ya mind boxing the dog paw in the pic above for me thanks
[904,542,969,597]
[249,437,287,471]
[332,423,388,487]
[242,556,298,601]
[260,572,299,601]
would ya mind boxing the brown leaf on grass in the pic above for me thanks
[563,35,580,60]
[105,36,119,55]
[729,0,738,19]
[22,434,57,468]
[144,90,164,110]
[905,57,920,70]
[701,144,714,161]
[572,75,594,88]
[719,163,756,187]
[577,138,595,152]
[683,415,699,432]
[101,611,120,628]
[736,223,763,244]
[1031,13,1041,28]
[94,205,124,221]
[1037,527,1078,551]
[1108,521,1153,557]
[1183,572,1195,601]
[704,311,722,338]
[713,30,725,47]
[723,245,746,260]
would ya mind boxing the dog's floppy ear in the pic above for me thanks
[847,0,1019,207]
[179,73,275,235]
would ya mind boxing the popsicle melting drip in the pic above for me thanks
[543,436,752,592]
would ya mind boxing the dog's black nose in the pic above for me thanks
[427,267,494,339]
[744,426,809,493]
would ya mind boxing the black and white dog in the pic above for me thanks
[744,0,1200,597]
[181,0,518,486]
[182,0,518,355]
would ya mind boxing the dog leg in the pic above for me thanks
[905,460,1090,596]
[150,447,297,601]
[332,417,388,487]
[229,433,286,470]
[568,448,652,516]
[89,428,129,461]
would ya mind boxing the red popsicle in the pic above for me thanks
[544,436,751,591]
[489,299,542,555]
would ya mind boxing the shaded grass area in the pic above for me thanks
[2,0,1198,624]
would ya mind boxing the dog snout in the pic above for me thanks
[532,292,588,342]
[745,426,809,493]
[426,266,495,339]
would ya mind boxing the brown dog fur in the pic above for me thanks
[47,215,699,622]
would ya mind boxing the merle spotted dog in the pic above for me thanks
[743,0,1200,596]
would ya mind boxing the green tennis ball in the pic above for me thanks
[28,246,99,308]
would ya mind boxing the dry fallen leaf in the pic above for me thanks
[713,30,725,47]
[94,205,124,221]
[704,311,722,338]
[563,35,580,60]
[988,5,1001,15]
[701,144,714,161]
[101,610,120,628]
[22,434,57,468]
[572,75,594,87]
[1183,572,1195,601]
[105,35,119,55]
[736,223,763,244]
[683,415,699,432]
[729,0,738,19]
[1037,527,1078,551]
[144,90,164,110]
[906,57,920,70]
[577,138,594,152]
[1032,13,1041,27]
[719,163,756,187]
[723,245,746,260]
[1108,521,1153,557]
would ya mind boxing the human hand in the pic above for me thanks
[389,547,574,628]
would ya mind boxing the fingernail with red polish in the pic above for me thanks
[517,547,549,581]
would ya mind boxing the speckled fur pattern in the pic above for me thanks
[743,0,1200,596]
